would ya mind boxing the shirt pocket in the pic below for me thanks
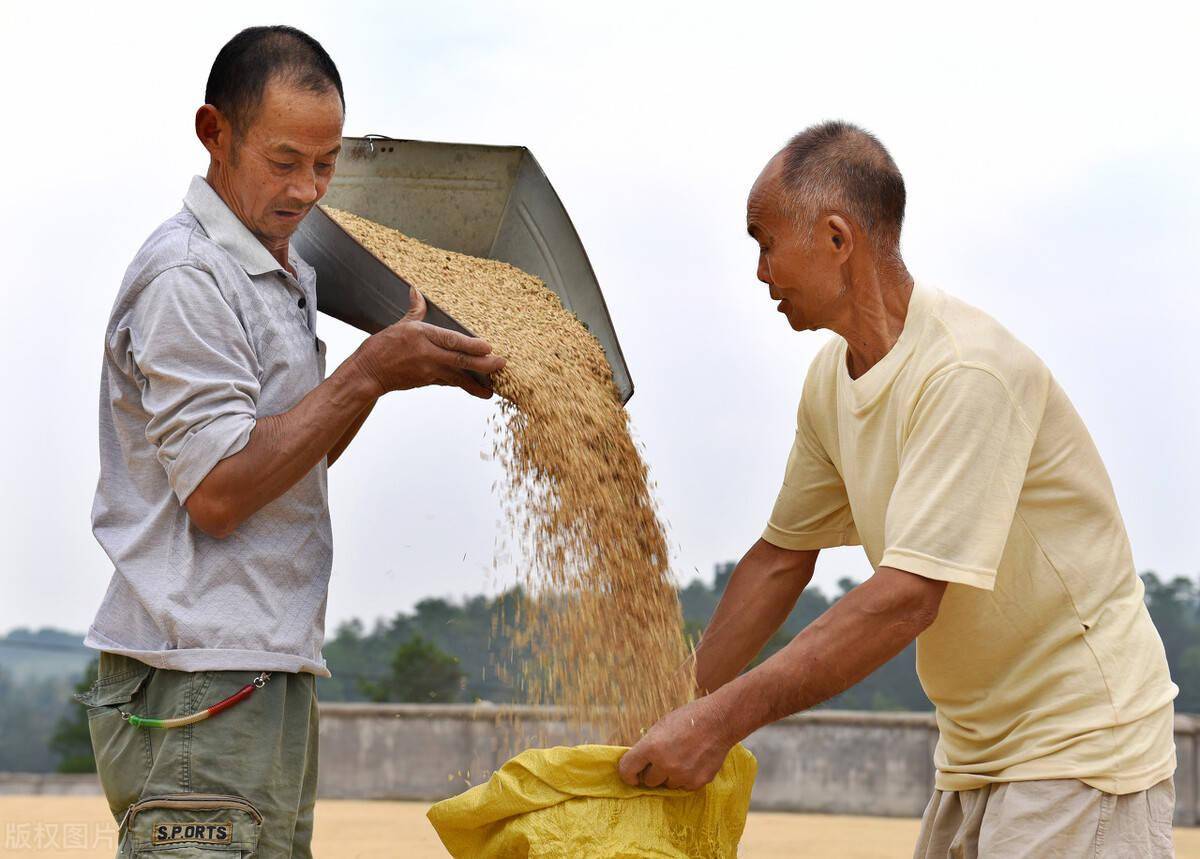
[123,792,262,857]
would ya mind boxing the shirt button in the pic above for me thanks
[298,296,307,309]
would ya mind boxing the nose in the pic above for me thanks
[289,169,320,207]
[756,251,772,286]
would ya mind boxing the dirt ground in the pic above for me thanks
[3,795,1199,857]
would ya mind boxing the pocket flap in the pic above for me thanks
[126,793,261,852]
[75,663,154,708]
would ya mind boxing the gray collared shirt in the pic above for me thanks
[87,176,333,676]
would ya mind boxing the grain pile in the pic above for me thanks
[325,206,693,744]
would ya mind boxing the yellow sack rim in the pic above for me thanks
[427,743,757,858]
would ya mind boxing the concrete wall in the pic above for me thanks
[317,704,1200,825]
[6,707,1194,824]
[741,711,938,818]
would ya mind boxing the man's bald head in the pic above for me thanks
[759,121,906,260]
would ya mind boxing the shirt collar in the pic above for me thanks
[183,175,287,277]
[839,281,936,414]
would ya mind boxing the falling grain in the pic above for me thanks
[326,206,692,744]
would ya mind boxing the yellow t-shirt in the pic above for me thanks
[763,282,1177,794]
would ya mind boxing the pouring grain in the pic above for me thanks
[325,207,693,744]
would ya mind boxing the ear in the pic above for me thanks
[826,214,854,260]
[195,104,230,162]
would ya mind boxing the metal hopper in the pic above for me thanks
[293,136,634,403]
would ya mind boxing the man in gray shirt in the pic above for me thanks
[80,26,503,857]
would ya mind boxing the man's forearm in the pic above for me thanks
[327,399,376,467]
[187,358,378,536]
[706,566,944,743]
[183,289,509,537]
[694,540,817,695]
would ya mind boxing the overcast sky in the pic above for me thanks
[2,1,1197,639]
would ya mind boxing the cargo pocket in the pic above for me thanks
[77,663,155,820]
[124,793,261,857]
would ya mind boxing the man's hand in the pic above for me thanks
[351,287,505,399]
[186,288,504,537]
[617,566,945,793]
[618,698,734,791]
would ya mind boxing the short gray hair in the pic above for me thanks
[779,121,906,259]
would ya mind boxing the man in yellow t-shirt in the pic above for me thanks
[618,121,1177,857]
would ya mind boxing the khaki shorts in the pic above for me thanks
[913,777,1175,858]
[76,652,319,858]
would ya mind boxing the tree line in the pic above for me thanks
[33,569,1200,773]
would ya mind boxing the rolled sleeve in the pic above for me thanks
[126,265,260,504]
[168,412,256,505]
[763,397,860,551]
[881,366,1037,591]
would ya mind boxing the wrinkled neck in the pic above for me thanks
[834,267,914,380]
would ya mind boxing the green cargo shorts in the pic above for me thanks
[76,652,319,858]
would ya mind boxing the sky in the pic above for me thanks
[1,0,1197,639]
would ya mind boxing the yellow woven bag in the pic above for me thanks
[427,744,757,858]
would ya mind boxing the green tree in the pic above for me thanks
[307,565,1199,717]
[359,636,465,703]
[1140,571,1200,712]
[1141,572,1197,667]
[49,658,99,773]
[0,668,73,772]
[318,589,526,704]
[1177,646,1200,713]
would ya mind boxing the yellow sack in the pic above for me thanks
[427,744,756,858]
